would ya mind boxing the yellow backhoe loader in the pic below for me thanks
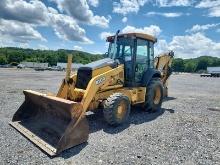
[10,30,173,156]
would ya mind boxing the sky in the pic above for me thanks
[0,0,220,59]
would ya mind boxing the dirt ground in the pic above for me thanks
[0,68,219,165]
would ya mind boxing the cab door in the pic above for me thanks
[114,37,135,86]
[134,38,154,85]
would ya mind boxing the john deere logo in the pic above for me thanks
[96,77,106,85]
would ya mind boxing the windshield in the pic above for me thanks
[107,37,134,60]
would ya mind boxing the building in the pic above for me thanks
[57,63,84,70]
[21,62,48,68]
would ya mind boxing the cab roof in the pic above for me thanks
[107,32,157,43]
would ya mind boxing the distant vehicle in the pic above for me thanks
[0,64,12,68]
[21,62,49,68]
[35,66,64,71]
[46,67,52,70]
[17,64,26,69]
[201,67,220,77]
[34,67,46,71]
[208,67,220,77]
[50,66,64,71]
[57,62,84,70]
[44,66,64,71]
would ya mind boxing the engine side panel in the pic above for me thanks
[75,58,118,89]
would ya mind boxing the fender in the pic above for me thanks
[141,68,161,86]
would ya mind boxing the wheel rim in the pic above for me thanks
[153,86,161,105]
[116,100,127,120]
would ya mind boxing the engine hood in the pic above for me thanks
[75,58,118,89]
[83,58,117,70]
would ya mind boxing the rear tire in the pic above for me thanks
[144,78,163,112]
[103,93,130,126]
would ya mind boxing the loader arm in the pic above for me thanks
[56,55,77,99]
[57,64,124,138]
[79,65,124,117]
[56,73,77,99]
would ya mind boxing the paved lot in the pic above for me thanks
[0,68,219,165]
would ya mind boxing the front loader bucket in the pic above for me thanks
[10,90,89,156]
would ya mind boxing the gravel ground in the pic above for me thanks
[0,68,219,165]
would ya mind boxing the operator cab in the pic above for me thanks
[106,33,157,87]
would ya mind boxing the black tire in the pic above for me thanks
[103,93,131,126]
[144,78,163,112]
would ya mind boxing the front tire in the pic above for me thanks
[144,78,163,112]
[103,93,130,126]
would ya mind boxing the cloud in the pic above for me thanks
[122,25,162,37]
[113,0,149,15]
[122,17,128,23]
[73,45,83,51]
[100,32,114,40]
[145,12,183,17]
[155,0,194,7]
[88,0,99,7]
[186,23,220,33]
[19,43,30,49]
[100,25,161,41]
[101,26,220,59]
[155,33,220,58]
[0,0,94,44]
[196,0,220,8]
[155,39,169,55]
[91,15,110,28]
[49,11,93,44]
[38,44,49,50]
[100,25,161,43]
[54,0,110,28]
[196,0,220,17]
[0,19,46,44]
[113,0,193,15]
[47,6,93,44]
[0,0,49,25]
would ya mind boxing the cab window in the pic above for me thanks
[135,39,149,82]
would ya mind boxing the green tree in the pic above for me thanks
[184,61,197,72]
[57,51,67,63]
[196,58,208,71]
[2,47,219,72]
[0,54,7,65]
[45,54,58,66]
[172,58,185,72]
[7,51,24,63]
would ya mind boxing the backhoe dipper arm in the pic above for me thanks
[155,51,174,84]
